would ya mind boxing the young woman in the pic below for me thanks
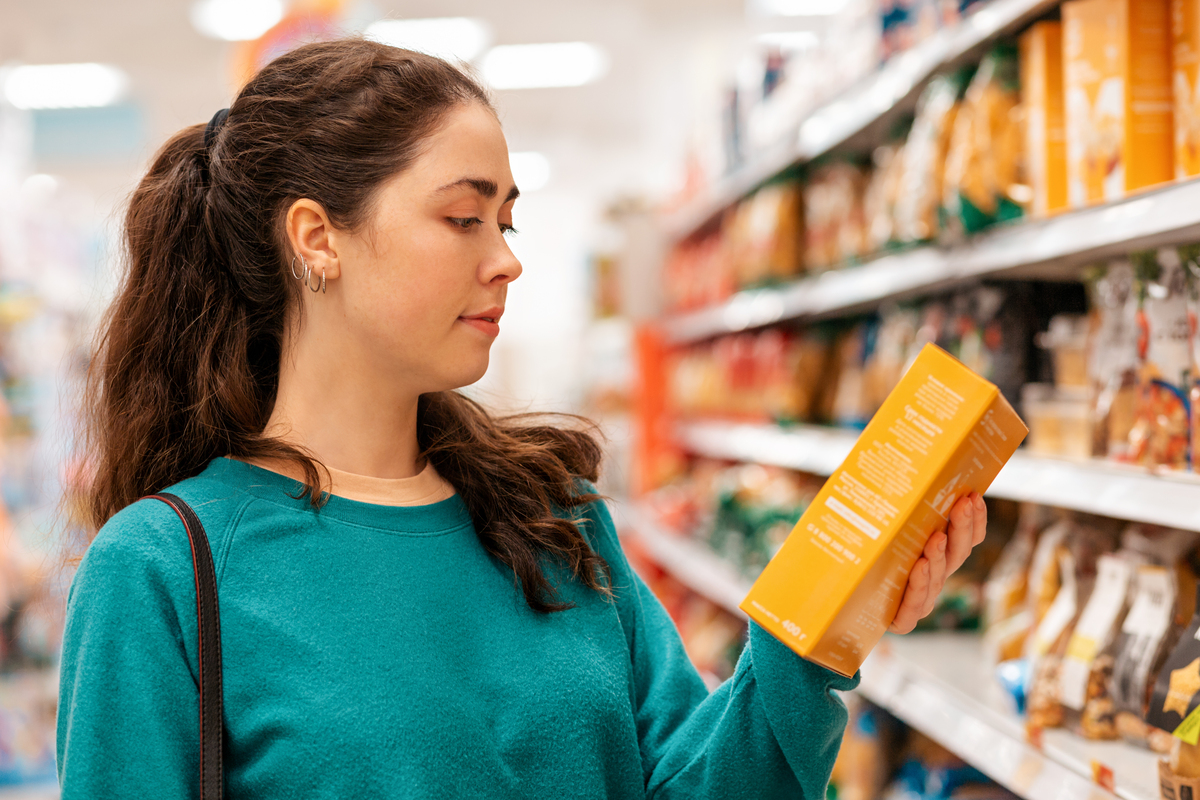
[56,39,987,798]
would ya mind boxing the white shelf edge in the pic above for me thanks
[662,0,1062,240]
[663,179,1200,344]
[614,499,751,619]
[676,420,1200,532]
[861,633,1155,800]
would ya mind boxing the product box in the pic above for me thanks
[741,343,1028,677]
[1021,21,1068,217]
[1063,0,1174,207]
[1175,0,1200,178]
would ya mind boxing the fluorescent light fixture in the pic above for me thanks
[756,0,850,15]
[190,0,284,42]
[509,152,550,192]
[481,43,609,90]
[2,64,129,110]
[757,31,819,51]
[364,17,492,62]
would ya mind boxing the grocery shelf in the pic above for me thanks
[614,499,751,619]
[861,632,1155,800]
[662,0,1062,240]
[675,420,1200,532]
[661,179,1200,344]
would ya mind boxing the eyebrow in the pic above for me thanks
[436,177,520,203]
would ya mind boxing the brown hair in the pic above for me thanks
[71,39,610,613]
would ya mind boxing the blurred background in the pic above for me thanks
[9,0,1200,798]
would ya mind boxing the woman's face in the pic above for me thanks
[325,102,522,395]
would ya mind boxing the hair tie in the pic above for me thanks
[204,108,230,152]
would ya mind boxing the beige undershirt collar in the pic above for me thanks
[323,460,457,507]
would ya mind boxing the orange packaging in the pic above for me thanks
[1021,21,1068,216]
[1063,0,1174,207]
[740,344,1028,676]
[1175,0,1200,177]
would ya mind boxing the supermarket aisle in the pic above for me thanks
[9,0,1200,797]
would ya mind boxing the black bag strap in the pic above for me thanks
[146,492,224,799]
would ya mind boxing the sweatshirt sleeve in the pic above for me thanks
[56,499,206,799]
[580,495,860,800]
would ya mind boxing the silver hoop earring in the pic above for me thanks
[301,258,311,287]
[290,255,305,281]
[308,267,325,293]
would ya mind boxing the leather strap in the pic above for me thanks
[147,492,224,799]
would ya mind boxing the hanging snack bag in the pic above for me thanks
[983,504,1052,663]
[1025,549,1084,729]
[1059,555,1136,717]
[803,162,867,272]
[731,179,805,287]
[1113,565,1182,750]
[1128,248,1192,470]
[1148,584,1200,744]
[942,44,1026,236]
[895,71,968,243]
[863,143,906,253]
[1182,244,1200,472]
[1087,260,1139,458]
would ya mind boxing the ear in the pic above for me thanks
[285,198,342,281]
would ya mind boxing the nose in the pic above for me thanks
[482,237,523,285]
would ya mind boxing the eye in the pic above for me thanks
[500,223,519,237]
[448,217,483,230]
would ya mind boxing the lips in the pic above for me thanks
[459,307,504,337]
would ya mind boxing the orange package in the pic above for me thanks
[1063,0,1174,206]
[1175,0,1200,177]
[741,344,1028,676]
[1021,21,1068,217]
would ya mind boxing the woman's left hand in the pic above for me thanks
[887,492,987,635]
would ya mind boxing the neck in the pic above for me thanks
[259,326,425,480]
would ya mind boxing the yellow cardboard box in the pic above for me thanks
[1175,0,1200,178]
[1021,21,1068,217]
[1063,0,1174,206]
[740,344,1028,677]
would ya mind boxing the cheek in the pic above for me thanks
[351,227,470,333]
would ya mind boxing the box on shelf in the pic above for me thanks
[1175,0,1200,179]
[1020,21,1068,217]
[1063,0,1174,207]
[741,343,1028,677]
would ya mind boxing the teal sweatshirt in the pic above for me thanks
[56,456,858,798]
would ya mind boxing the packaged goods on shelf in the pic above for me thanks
[863,142,907,252]
[896,71,969,243]
[725,178,805,286]
[1021,21,1069,218]
[1175,0,1200,179]
[804,162,869,272]
[1147,583,1200,743]
[1063,0,1174,207]
[1087,260,1140,459]
[1127,249,1192,470]
[942,44,1027,236]
[662,232,732,313]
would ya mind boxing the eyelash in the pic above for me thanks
[448,217,519,237]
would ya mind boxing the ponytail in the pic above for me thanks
[69,39,610,613]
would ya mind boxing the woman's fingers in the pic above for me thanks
[972,492,987,546]
[888,558,930,634]
[922,530,948,617]
[945,494,977,574]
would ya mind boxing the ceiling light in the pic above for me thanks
[364,17,492,62]
[190,0,284,42]
[757,31,820,51]
[2,64,129,110]
[755,0,850,15]
[481,43,609,90]
[510,152,550,192]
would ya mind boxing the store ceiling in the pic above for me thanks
[2,0,773,204]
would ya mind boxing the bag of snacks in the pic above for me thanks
[943,44,1026,236]
[1087,260,1139,458]
[895,70,969,243]
[1127,248,1192,469]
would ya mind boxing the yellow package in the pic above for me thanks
[1175,0,1200,178]
[741,343,1029,676]
[1021,21,1068,217]
[1063,0,1174,207]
